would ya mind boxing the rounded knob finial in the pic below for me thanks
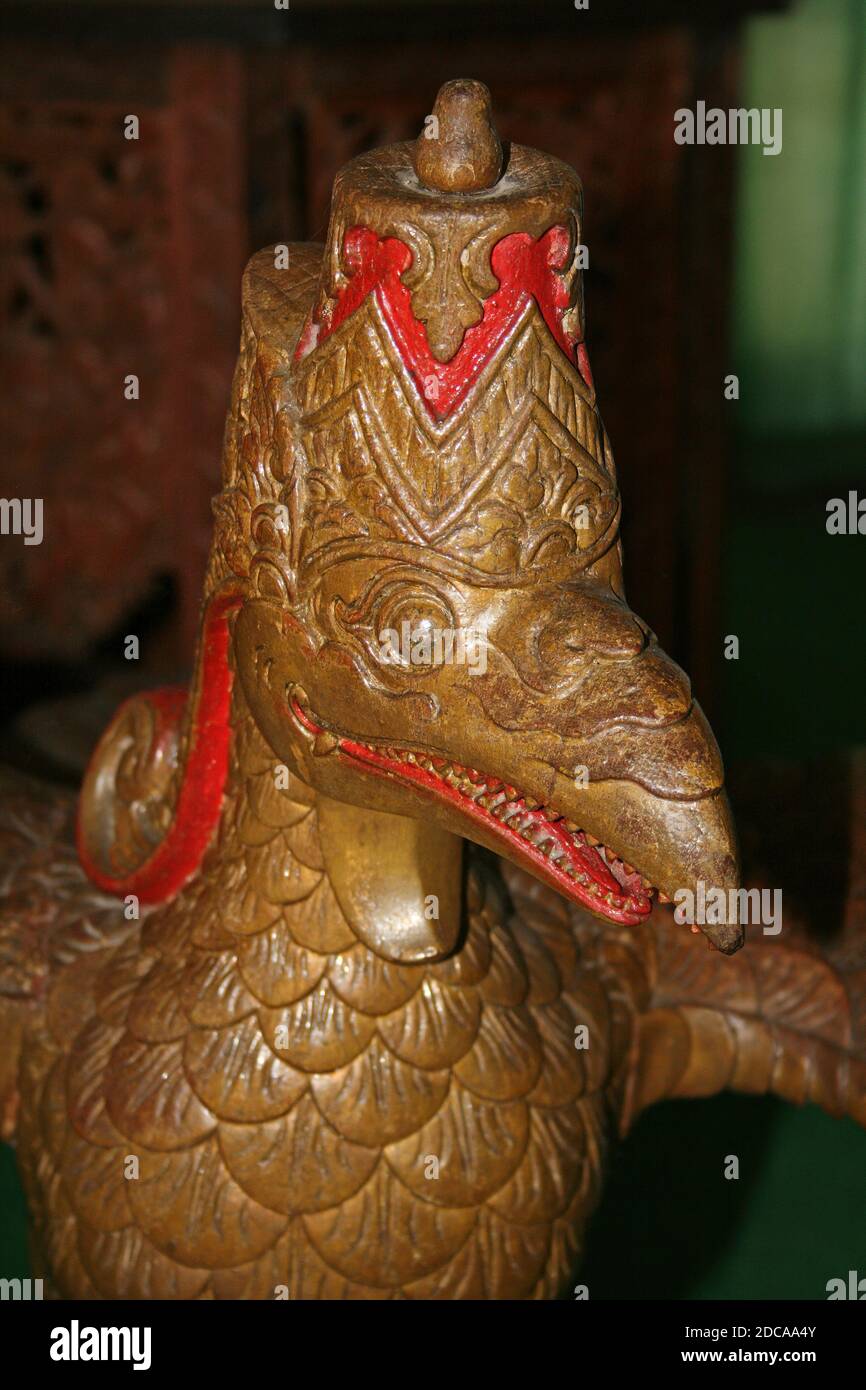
[414,79,504,193]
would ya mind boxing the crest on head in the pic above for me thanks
[210,79,622,612]
[79,79,741,958]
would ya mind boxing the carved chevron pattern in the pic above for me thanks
[294,293,620,575]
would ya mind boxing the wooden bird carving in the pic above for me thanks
[0,82,863,1300]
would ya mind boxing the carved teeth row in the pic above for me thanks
[350,741,662,906]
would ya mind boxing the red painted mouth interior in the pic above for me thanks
[291,697,661,927]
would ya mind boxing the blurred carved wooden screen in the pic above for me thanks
[0,46,246,661]
[0,5,751,718]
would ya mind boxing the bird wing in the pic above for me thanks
[624,753,866,1130]
[0,769,129,1137]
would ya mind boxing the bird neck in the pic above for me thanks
[203,689,466,963]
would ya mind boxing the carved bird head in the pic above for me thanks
[221,81,742,956]
[78,82,740,961]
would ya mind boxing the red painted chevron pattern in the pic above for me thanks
[296,225,594,418]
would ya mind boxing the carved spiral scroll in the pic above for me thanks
[76,586,243,904]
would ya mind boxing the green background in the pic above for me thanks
[586,0,866,1299]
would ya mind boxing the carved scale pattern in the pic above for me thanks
[6,751,866,1297]
[10,696,647,1299]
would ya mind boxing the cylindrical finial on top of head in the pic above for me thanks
[414,79,504,193]
[313,78,585,364]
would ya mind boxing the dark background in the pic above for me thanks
[1,0,864,1298]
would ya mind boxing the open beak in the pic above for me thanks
[236,589,743,955]
[289,692,743,954]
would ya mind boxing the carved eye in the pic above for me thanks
[373,588,457,670]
